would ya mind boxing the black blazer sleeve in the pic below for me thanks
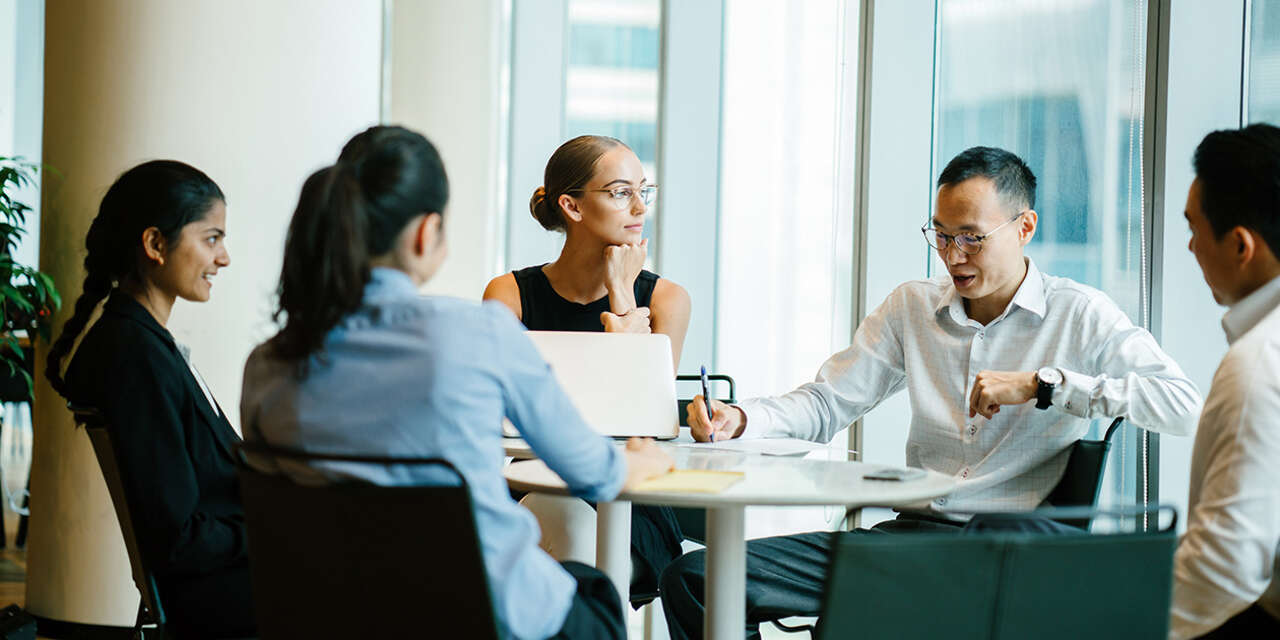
[80,326,247,579]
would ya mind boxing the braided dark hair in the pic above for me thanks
[268,125,449,365]
[45,160,225,397]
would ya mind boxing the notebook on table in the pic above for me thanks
[503,331,680,440]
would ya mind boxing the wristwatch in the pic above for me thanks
[1035,366,1063,410]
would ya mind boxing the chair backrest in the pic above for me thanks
[816,506,1177,640]
[72,404,166,630]
[675,373,736,427]
[234,441,500,640]
[1042,417,1125,528]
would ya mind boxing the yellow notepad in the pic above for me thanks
[633,470,745,494]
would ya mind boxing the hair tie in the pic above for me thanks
[533,186,547,205]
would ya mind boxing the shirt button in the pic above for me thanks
[959,467,970,478]
[977,332,985,340]
[935,498,947,506]
[968,425,977,436]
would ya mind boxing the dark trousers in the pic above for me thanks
[162,564,256,639]
[552,561,627,640]
[629,504,685,602]
[1196,603,1280,639]
[659,512,1078,640]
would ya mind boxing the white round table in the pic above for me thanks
[504,443,956,640]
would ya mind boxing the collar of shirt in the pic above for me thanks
[1222,273,1280,344]
[935,257,1048,328]
[174,341,221,419]
[364,267,420,303]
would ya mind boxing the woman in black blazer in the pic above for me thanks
[45,160,252,639]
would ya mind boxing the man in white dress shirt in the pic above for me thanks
[1169,124,1280,640]
[659,146,1203,640]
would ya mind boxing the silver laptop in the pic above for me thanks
[503,331,679,439]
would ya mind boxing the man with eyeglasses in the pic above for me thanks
[658,146,1202,640]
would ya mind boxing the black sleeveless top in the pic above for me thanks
[512,264,660,331]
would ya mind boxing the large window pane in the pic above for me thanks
[933,0,1149,508]
[564,0,661,245]
[1250,0,1280,124]
[505,0,661,270]
[718,0,848,402]
[717,0,853,538]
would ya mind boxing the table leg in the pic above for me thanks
[596,499,632,610]
[704,505,746,640]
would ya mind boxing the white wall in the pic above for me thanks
[31,0,382,624]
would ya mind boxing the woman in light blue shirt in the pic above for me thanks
[240,125,673,640]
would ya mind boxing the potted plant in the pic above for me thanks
[0,156,61,398]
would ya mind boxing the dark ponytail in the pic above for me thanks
[269,125,449,364]
[45,160,225,397]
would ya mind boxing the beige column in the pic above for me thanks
[33,0,383,626]
[388,0,506,299]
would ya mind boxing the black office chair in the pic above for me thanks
[1041,416,1125,528]
[74,404,167,640]
[812,505,1178,640]
[234,441,500,640]
[672,373,736,545]
[775,417,1130,636]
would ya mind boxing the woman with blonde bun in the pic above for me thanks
[484,135,691,605]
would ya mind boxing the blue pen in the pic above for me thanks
[700,365,715,442]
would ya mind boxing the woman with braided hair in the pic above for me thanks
[46,160,252,638]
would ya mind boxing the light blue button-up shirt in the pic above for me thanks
[241,267,626,640]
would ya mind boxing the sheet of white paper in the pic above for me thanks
[676,438,828,457]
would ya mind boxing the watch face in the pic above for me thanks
[1038,367,1063,385]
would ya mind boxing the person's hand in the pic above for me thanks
[688,395,745,442]
[622,437,675,489]
[600,307,651,333]
[968,370,1038,419]
[604,239,648,295]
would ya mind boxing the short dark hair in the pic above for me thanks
[937,146,1037,210]
[1193,123,1280,259]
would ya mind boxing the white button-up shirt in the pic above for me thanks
[740,259,1201,513]
[1170,274,1280,639]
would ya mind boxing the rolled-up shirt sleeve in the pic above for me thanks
[740,289,907,443]
[1052,296,1201,436]
[487,304,625,502]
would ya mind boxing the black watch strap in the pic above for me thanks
[1035,374,1054,410]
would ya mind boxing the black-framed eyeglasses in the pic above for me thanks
[566,184,658,209]
[921,211,1026,255]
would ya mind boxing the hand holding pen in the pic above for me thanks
[701,366,715,442]
[690,365,746,442]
